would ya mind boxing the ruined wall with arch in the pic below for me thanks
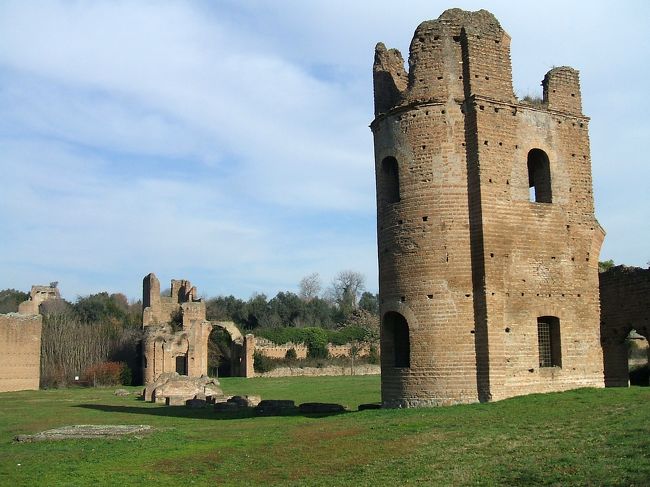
[141,274,253,383]
[600,266,650,386]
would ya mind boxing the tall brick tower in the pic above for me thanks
[371,9,605,407]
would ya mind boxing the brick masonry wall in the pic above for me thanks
[372,9,604,407]
[600,266,650,386]
[256,364,380,378]
[254,341,375,360]
[0,314,42,392]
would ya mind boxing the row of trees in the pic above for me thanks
[207,271,378,330]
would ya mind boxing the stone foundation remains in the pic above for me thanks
[372,9,605,407]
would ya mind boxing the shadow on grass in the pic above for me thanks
[75,403,353,421]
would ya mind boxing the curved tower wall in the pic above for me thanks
[372,9,605,407]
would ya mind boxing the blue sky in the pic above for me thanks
[0,1,648,301]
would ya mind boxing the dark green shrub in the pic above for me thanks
[119,364,132,386]
[285,348,298,361]
[253,351,275,373]
[303,327,329,359]
[368,344,379,364]
[169,308,183,332]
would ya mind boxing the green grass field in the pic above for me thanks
[1,376,649,486]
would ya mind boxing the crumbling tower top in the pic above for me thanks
[373,8,583,120]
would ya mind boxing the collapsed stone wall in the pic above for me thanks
[17,285,60,315]
[372,9,604,407]
[141,273,254,383]
[600,266,650,386]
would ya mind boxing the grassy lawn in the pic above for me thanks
[1,376,649,486]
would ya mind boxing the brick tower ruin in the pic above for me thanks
[372,9,605,407]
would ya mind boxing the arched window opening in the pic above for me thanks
[208,327,233,377]
[527,149,552,203]
[383,311,410,368]
[381,156,400,204]
[537,316,561,367]
[626,330,649,386]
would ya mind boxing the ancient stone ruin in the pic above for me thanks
[0,284,59,392]
[17,284,60,315]
[372,9,605,407]
[141,273,255,391]
[143,371,225,405]
[600,266,650,386]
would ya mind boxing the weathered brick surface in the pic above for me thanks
[600,266,650,386]
[372,9,604,407]
[0,314,42,392]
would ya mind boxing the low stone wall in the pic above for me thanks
[254,340,308,359]
[328,343,374,358]
[254,338,377,360]
[255,364,380,378]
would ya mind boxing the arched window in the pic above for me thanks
[383,311,410,368]
[527,149,552,203]
[380,156,400,204]
[537,316,561,367]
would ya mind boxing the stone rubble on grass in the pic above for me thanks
[14,425,152,442]
[143,372,225,404]
[298,402,346,414]
[212,394,261,412]
[254,399,296,415]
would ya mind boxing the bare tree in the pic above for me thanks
[299,272,322,301]
[329,270,365,313]
[40,314,141,387]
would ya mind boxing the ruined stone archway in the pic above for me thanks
[141,274,255,383]
[205,322,254,378]
[600,266,650,387]
[627,331,649,386]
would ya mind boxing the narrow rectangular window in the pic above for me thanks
[380,156,400,204]
[538,316,561,367]
[175,355,188,375]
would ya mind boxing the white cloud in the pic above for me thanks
[0,0,648,301]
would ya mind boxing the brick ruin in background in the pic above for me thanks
[141,273,254,384]
[18,284,60,315]
[0,284,59,392]
[600,266,650,386]
[372,9,605,407]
